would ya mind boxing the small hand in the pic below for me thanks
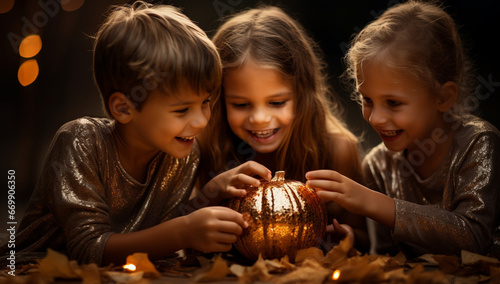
[182,206,248,253]
[204,161,272,200]
[306,170,395,228]
[305,170,369,216]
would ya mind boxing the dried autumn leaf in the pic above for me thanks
[295,247,324,264]
[407,264,449,284]
[229,264,246,277]
[335,255,385,283]
[194,254,229,282]
[383,267,407,282]
[276,259,329,284]
[323,237,352,269]
[237,254,273,283]
[74,263,101,284]
[279,255,296,270]
[461,250,500,265]
[125,253,161,278]
[416,254,439,266]
[265,259,286,273]
[432,254,460,274]
[37,249,79,279]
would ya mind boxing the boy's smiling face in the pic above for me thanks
[129,88,211,158]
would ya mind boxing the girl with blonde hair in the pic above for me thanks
[306,1,500,257]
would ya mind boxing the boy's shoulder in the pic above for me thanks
[53,117,114,149]
[57,117,113,136]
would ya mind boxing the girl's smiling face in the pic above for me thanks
[358,62,444,153]
[224,61,295,153]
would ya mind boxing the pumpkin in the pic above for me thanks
[228,171,327,260]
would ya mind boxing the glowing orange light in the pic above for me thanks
[122,263,137,272]
[19,34,42,58]
[0,0,14,14]
[332,269,341,280]
[61,0,85,12]
[18,59,39,86]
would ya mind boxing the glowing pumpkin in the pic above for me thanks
[228,171,327,260]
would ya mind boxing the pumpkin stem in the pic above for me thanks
[271,171,285,182]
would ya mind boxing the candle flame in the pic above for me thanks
[332,269,340,280]
[123,263,137,271]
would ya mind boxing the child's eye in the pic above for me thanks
[269,101,287,107]
[174,108,189,114]
[362,97,372,105]
[387,100,401,107]
[231,102,249,108]
[203,98,211,105]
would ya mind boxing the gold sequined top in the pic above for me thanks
[0,117,199,265]
[363,116,500,258]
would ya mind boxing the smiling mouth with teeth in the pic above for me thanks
[176,136,195,142]
[250,129,278,138]
[379,130,402,137]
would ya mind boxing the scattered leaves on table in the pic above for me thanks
[2,241,500,283]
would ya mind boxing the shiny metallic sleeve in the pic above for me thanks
[21,120,114,265]
[3,118,198,266]
[363,118,500,257]
[391,133,500,255]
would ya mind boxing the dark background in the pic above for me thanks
[1,0,499,239]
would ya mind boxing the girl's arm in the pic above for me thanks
[189,161,272,210]
[305,170,395,228]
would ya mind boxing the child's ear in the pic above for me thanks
[109,92,135,123]
[437,81,458,112]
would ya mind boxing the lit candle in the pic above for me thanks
[332,269,341,281]
[107,263,143,282]
[123,263,137,272]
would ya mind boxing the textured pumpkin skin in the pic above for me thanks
[228,171,327,260]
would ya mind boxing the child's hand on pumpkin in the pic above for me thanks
[306,170,395,228]
[305,170,371,216]
[203,161,272,201]
[181,206,249,253]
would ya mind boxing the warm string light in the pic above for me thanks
[18,35,42,86]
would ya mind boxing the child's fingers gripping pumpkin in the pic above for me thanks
[182,206,248,253]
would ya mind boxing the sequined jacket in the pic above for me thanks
[0,117,199,265]
[363,116,500,258]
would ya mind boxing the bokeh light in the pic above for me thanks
[0,0,14,14]
[61,0,85,12]
[19,35,42,58]
[18,59,39,86]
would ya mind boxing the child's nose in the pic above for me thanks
[368,107,388,126]
[248,107,271,124]
[191,107,209,129]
